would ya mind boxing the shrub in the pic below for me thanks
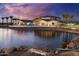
[18,45,29,51]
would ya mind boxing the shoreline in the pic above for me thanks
[0,45,79,56]
[0,26,79,34]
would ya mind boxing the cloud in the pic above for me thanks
[4,3,52,19]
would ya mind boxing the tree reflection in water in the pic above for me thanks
[0,28,78,49]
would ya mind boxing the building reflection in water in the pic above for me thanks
[13,29,61,39]
[11,28,79,41]
[33,30,61,39]
[0,28,79,49]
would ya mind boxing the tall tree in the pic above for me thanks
[6,17,9,25]
[9,16,13,24]
[63,14,74,23]
[1,17,4,25]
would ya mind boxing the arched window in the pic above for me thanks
[52,22,54,25]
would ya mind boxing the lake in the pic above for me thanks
[0,28,78,49]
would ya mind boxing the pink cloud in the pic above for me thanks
[5,4,51,20]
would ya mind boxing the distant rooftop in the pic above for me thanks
[34,16,61,21]
[20,20,33,22]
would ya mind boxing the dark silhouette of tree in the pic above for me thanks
[63,14,74,23]
[1,17,4,25]
[6,17,9,25]
[9,16,13,24]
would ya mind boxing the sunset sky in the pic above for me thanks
[0,3,79,20]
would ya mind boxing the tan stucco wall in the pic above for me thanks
[15,20,25,25]
[48,21,60,27]
[33,19,61,27]
[33,19,47,26]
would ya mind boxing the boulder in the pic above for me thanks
[58,51,79,56]
[67,37,79,49]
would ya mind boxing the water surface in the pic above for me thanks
[0,28,78,49]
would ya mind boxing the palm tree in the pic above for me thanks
[6,17,9,25]
[1,17,4,25]
[63,14,74,23]
[9,16,13,24]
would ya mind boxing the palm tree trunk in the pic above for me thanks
[10,16,13,25]
[2,19,3,25]
[11,18,13,24]
[2,18,4,25]
[6,17,9,26]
